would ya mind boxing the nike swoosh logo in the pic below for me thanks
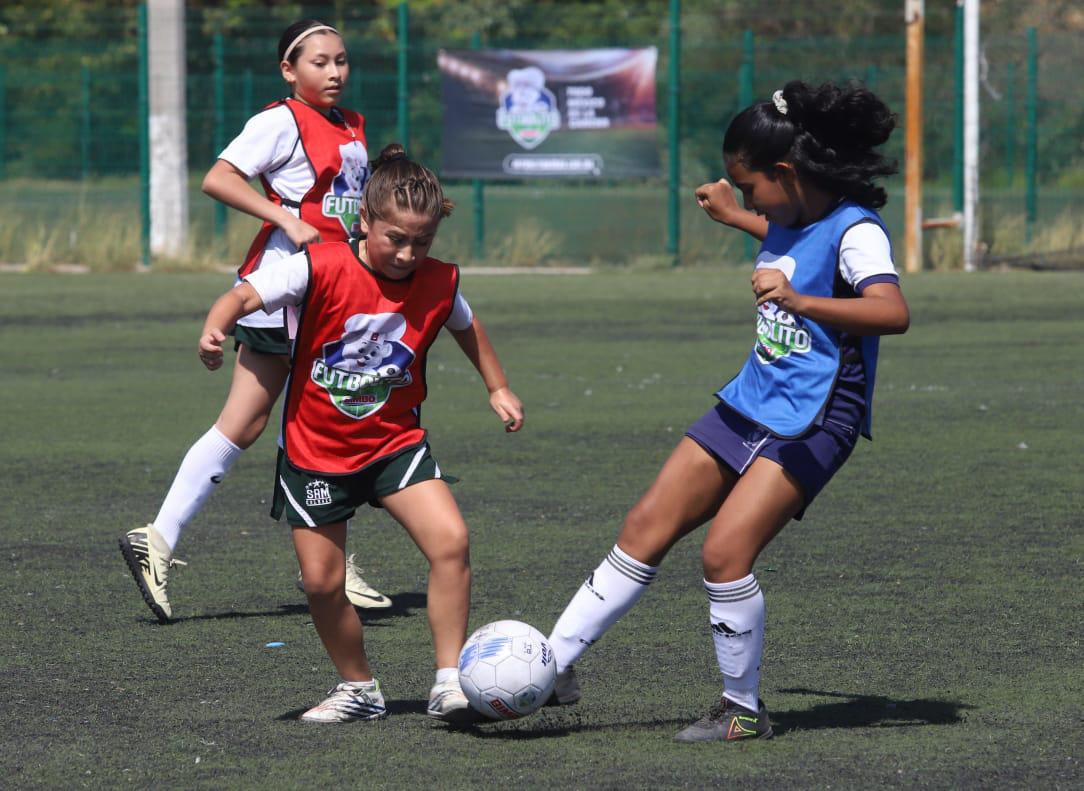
[210,475,223,484]
[351,592,388,602]
[153,566,165,587]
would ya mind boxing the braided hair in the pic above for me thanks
[363,143,454,224]
[723,81,897,209]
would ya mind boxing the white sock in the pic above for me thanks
[706,574,765,712]
[435,667,458,685]
[152,426,242,551]
[548,545,658,673]
[343,678,377,690]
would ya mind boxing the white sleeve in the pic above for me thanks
[443,292,474,331]
[243,251,310,314]
[839,222,898,291]
[217,105,300,179]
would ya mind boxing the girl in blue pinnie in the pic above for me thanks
[546,81,910,743]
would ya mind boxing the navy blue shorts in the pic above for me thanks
[685,400,859,519]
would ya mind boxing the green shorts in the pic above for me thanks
[271,443,455,527]
[232,324,291,356]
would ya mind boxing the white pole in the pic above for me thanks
[962,0,980,271]
[148,0,188,258]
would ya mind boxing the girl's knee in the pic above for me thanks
[299,566,345,598]
[622,499,656,537]
[617,500,671,562]
[701,544,726,578]
[701,544,751,582]
[428,522,470,567]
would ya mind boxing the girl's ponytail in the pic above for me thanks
[725,80,898,209]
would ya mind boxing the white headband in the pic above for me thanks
[282,25,340,63]
[772,90,788,116]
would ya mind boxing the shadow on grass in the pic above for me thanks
[771,687,973,734]
[357,592,427,624]
[442,715,689,741]
[168,591,427,624]
[454,687,974,741]
[276,698,432,722]
[458,720,694,740]
[167,604,310,623]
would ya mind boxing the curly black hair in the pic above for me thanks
[723,81,898,209]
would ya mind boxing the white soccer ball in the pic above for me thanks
[457,619,557,720]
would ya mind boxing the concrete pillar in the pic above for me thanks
[148,0,188,257]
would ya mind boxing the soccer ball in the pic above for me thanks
[458,620,557,720]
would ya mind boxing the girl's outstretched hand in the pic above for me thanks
[198,328,227,371]
[695,178,743,226]
[752,268,804,313]
[489,386,524,433]
[283,216,322,248]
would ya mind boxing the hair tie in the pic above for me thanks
[282,25,339,63]
[373,151,408,173]
[772,90,788,116]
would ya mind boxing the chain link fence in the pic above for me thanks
[1,2,1080,268]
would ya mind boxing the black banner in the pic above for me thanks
[439,48,660,179]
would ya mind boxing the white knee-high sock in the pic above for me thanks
[548,545,658,673]
[152,426,242,551]
[706,574,765,712]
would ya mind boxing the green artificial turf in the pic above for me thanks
[1,269,1080,789]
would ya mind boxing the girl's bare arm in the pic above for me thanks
[201,159,320,247]
[198,283,266,370]
[695,179,769,241]
[752,270,910,336]
[448,317,525,432]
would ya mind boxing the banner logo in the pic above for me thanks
[439,47,659,179]
[496,66,561,149]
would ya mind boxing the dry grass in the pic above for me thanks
[482,217,565,267]
[923,207,1083,270]
[987,207,1084,259]
[1,178,1079,272]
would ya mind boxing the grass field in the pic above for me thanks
[2,269,1081,789]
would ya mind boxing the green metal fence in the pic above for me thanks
[0,2,1080,267]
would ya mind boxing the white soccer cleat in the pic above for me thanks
[344,553,393,609]
[427,679,479,725]
[118,525,186,623]
[300,680,387,723]
[296,553,392,609]
[553,666,582,705]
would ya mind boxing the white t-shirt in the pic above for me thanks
[838,222,898,291]
[219,104,369,329]
[244,251,475,332]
